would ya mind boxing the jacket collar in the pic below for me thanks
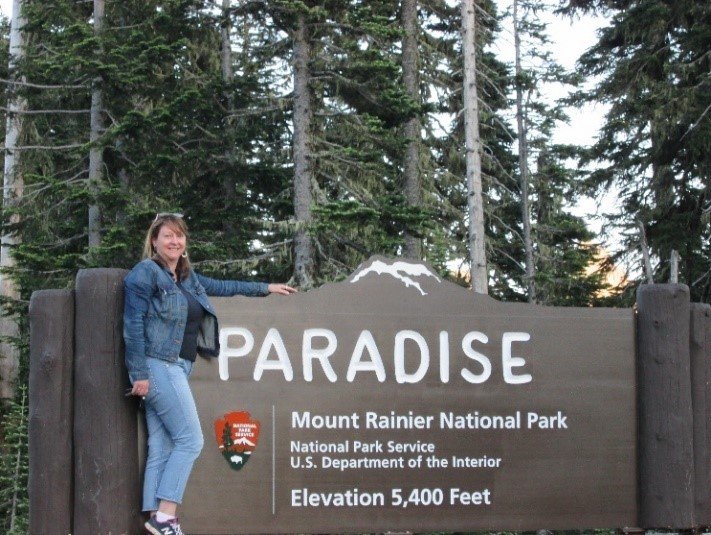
[149,258,188,285]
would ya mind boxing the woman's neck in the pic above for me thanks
[156,255,179,279]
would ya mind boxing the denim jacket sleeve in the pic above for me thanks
[195,272,269,297]
[123,268,153,382]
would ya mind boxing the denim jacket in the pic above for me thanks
[123,258,269,382]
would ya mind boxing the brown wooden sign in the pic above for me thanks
[182,256,636,533]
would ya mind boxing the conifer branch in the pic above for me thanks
[692,267,711,287]
[471,0,497,23]
[41,233,89,249]
[192,240,294,268]
[313,237,351,273]
[490,244,526,272]
[195,125,220,139]
[1,143,86,151]
[0,107,91,115]
[331,233,372,256]
[0,78,88,90]
[19,171,88,200]
[679,102,711,142]
[227,103,291,117]
[487,211,524,245]
[316,170,371,203]
[105,23,148,31]
[424,114,455,138]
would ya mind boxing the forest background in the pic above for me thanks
[0,0,708,532]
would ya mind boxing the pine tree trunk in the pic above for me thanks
[401,0,421,260]
[88,0,105,249]
[461,0,487,294]
[292,14,314,288]
[513,0,536,303]
[221,0,233,89]
[114,11,130,223]
[0,0,26,400]
[220,0,239,236]
[638,220,654,284]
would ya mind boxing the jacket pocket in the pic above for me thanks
[155,282,181,320]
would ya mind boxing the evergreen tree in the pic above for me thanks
[462,0,488,293]
[507,0,611,305]
[0,385,29,535]
[533,147,610,305]
[5,0,281,285]
[87,0,105,251]
[0,3,18,399]
[236,1,431,284]
[312,0,430,275]
[561,0,711,303]
[418,0,521,298]
[401,0,423,259]
[512,0,536,301]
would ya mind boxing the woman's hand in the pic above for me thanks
[131,379,149,397]
[268,283,297,295]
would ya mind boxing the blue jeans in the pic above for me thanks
[143,357,204,511]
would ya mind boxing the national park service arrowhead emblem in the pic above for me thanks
[214,411,260,470]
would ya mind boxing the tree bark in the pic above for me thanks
[220,0,239,236]
[461,0,487,294]
[638,220,654,284]
[0,0,26,399]
[637,284,694,527]
[670,249,679,283]
[401,0,421,260]
[292,14,315,288]
[28,290,74,534]
[88,0,105,249]
[221,0,233,89]
[114,11,130,225]
[73,268,140,533]
[513,0,536,302]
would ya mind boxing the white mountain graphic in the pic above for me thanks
[350,260,441,296]
[231,436,256,447]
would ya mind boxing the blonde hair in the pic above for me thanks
[142,214,191,279]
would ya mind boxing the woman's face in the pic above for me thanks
[152,223,186,266]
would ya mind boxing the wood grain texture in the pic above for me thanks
[28,289,74,535]
[691,302,711,526]
[637,284,693,528]
[73,268,141,534]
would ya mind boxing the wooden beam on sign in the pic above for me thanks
[636,284,694,529]
[28,289,74,534]
[691,302,711,526]
[73,268,141,534]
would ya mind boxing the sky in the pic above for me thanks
[540,15,608,146]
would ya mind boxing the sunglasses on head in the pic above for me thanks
[154,212,183,222]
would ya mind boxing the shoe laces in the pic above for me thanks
[169,518,185,535]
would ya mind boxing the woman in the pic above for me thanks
[123,213,295,535]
